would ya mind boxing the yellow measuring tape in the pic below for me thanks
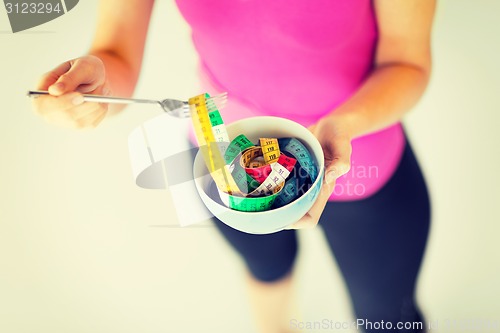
[259,138,280,164]
[188,94,240,195]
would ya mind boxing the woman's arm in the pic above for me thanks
[88,0,155,100]
[34,0,155,128]
[328,0,436,138]
[289,0,436,229]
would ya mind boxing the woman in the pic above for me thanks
[33,1,435,332]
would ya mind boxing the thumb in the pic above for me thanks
[48,59,98,96]
[324,159,350,185]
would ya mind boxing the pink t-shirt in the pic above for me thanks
[176,0,405,201]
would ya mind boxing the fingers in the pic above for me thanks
[41,100,107,129]
[308,117,352,184]
[74,106,107,128]
[89,109,108,127]
[48,57,104,96]
[33,91,107,129]
[286,177,337,230]
[287,120,353,230]
[36,56,105,96]
[37,64,69,90]
[33,91,84,116]
[324,136,352,184]
[33,56,109,129]
[285,214,315,230]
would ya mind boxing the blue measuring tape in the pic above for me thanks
[272,137,318,208]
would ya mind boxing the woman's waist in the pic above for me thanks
[198,61,369,123]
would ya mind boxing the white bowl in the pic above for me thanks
[193,116,324,234]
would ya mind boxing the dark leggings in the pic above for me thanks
[213,139,430,333]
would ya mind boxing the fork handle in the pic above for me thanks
[27,90,160,106]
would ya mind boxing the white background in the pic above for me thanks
[0,0,499,332]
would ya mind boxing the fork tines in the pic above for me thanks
[206,92,228,112]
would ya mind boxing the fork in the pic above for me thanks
[27,90,228,118]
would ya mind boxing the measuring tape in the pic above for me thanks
[272,138,319,208]
[218,185,283,212]
[189,93,318,212]
[223,134,253,163]
[188,94,240,195]
[241,147,272,183]
[208,109,230,155]
[280,138,318,181]
[259,138,280,164]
